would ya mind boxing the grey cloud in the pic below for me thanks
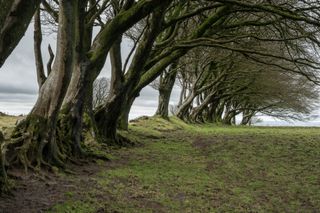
[0,85,37,95]
[0,93,37,101]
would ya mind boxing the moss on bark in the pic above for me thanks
[0,130,8,194]
[56,107,84,158]
[6,115,65,172]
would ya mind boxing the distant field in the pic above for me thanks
[0,114,21,133]
[49,117,320,212]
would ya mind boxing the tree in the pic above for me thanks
[0,0,42,193]
[154,63,178,119]
[4,0,77,172]
[96,2,230,141]
[117,0,320,131]
[93,2,172,142]
[0,0,41,67]
[58,0,171,148]
[93,77,110,109]
[174,47,319,124]
[1,1,172,184]
[3,0,320,194]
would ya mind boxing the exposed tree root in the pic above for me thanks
[0,130,9,194]
[117,134,135,147]
[4,115,66,173]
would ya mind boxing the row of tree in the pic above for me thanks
[152,47,319,124]
[1,0,320,193]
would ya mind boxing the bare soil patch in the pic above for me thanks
[0,160,109,213]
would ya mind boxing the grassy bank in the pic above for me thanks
[49,117,320,212]
[0,114,23,137]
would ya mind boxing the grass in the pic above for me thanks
[0,114,19,129]
[51,117,320,212]
[0,114,22,138]
[3,115,319,212]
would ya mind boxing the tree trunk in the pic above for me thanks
[155,64,177,119]
[0,0,40,67]
[241,110,254,125]
[58,2,169,146]
[94,36,126,144]
[223,107,237,125]
[177,82,187,108]
[0,131,7,193]
[57,62,91,156]
[95,8,168,143]
[57,0,92,156]
[222,103,232,125]
[214,102,224,123]
[6,0,76,170]
[190,93,216,123]
[118,96,135,130]
[95,91,127,144]
[34,8,46,88]
[176,91,196,120]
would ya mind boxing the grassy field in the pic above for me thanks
[49,117,320,212]
[1,115,320,212]
[0,114,22,137]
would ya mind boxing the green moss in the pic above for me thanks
[64,191,75,198]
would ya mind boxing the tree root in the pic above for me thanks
[85,151,110,161]
[5,115,66,173]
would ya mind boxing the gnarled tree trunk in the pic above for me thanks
[95,8,168,143]
[6,0,76,170]
[57,0,92,156]
[59,1,169,146]
[155,63,177,119]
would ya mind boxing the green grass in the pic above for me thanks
[0,115,23,138]
[45,117,320,212]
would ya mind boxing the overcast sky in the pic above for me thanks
[0,26,181,120]
[0,26,319,126]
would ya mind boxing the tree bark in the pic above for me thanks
[34,8,46,88]
[94,36,126,144]
[155,63,177,119]
[95,7,168,143]
[0,131,7,193]
[190,93,216,123]
[118,96,135,130]
[6,0,76,170]
[0,0,40,67]
[241,109,255,125]
[176,91,196,120]
[214,102,225,123]
[57,0,92,155]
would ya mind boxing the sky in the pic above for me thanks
[0,26,320,126]
[0,26,181,120]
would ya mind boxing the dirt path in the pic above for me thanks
[0,131,183,213]
[0,160,110,213]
